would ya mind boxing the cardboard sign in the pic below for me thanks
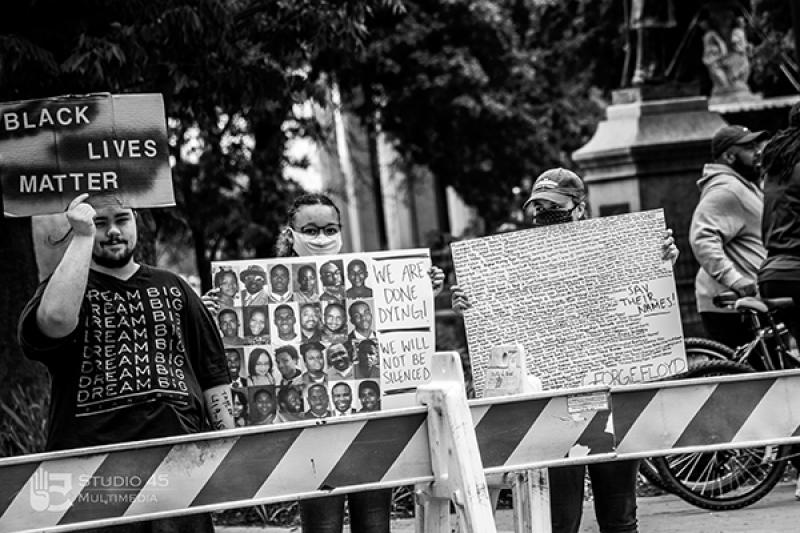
[450,209,686,395]
[211,249,435,425]
[1,93,174,217]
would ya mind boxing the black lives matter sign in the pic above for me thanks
[0,93,175,217]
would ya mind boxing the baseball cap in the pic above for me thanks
[522,167,586,210]
[711,125,768,160]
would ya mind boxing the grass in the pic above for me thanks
[0,381,50,458]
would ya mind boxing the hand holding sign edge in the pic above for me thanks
[66,193,96,237]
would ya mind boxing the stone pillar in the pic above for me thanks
[572,93,727,336]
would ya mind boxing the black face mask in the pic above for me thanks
[532,204,578,226]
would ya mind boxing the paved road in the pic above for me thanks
[217,482,800,532]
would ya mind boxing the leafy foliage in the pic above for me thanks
[0,0,400,463]
[325,0,617,227]
[327,0,796,228]
[1,0,399,289]
[750,0,800,96]
[2,0,794,261]
[0,381,50,457]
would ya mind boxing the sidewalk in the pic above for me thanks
[215,508,514,533]
[216,483,800,533]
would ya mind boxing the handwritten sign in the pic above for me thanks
[372,256,433,330]
[1,93,174,217]
[450,209,686,395]
[378,331,433,390]
[211,249,434,426]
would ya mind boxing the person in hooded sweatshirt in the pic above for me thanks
[689,124,770,349]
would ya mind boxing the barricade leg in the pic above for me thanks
[512,469,551,533]
[482,346,551,533]
[487,469,551,533]
[487,472,507,509]
[416,352,498,533]
[414,483,451,533]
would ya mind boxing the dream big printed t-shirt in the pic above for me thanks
[18,265,230,451]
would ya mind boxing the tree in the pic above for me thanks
[2,0,400,283]
[327,0,797,229]
[0,218,38,401]
[325,0,620,228]
[0,0,398,455]
[750,0,800,96]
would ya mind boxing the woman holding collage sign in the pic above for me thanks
[204,193,444,533]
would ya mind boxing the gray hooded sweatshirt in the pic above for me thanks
[689,163,766,313]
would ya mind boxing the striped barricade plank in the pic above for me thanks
[8,371,800,533]
[130,436,239,515]
[0,411,429,533]
[613,370,800,457]
[472,388,615,473]
[0,389,613,533]
[1,454,109,531]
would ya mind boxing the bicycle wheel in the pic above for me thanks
[651,360,790,511]
[638,457,672,493]
[684,337,735,366]
[638,339,735,494]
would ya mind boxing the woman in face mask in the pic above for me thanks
[204,193,445,533]
[274,193,345,257]
[522,167,588,227]
[450,168,679,533]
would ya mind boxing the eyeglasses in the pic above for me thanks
[296,224,341,238]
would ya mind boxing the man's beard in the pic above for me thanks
[93,248,134,268]
[730,155,759,182]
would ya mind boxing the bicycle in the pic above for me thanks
[636,336,733,493]
[647,291,800,510]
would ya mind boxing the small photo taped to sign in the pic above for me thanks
[483,343,541,397]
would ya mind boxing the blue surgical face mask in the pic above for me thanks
[290,229,343,257]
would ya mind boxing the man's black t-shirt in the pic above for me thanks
[18,265,230,451]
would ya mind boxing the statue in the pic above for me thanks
[629,0,677,86]
[700,7,758,102]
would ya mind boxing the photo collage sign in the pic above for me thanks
[211,249,435,427]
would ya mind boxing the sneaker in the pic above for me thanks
[795,476,800,500]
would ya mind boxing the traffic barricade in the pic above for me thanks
[0,352,613,533]
[2,356,800,533]
[612,369,800,458]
